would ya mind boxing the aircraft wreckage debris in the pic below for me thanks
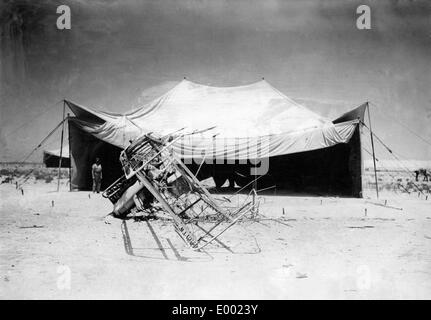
[103,132,255,251]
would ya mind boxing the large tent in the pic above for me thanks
[65,79,366,196]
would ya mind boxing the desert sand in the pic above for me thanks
[1,179,431,300]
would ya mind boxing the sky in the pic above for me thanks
[0,0,430,162]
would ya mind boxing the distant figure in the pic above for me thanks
[92,158,103,193]
[414,170,420,182]
[423,169,429,182]
[415,168,429,182]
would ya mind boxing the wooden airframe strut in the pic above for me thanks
[57,100,66,192]
[367,102,379,199]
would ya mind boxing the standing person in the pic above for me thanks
[423,169,429,182]
[414,170,420,182]
[92,158,103,193]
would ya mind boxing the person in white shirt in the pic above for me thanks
[92,158,103,193]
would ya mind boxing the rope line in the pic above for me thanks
[361,122,427,196]
[3,100,64,139]
[19,118,67,164]
[369,101,431,148]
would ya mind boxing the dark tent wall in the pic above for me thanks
[346,125,363,197]
[69,119,123,190]
[43,152,70,168]
[268,139,358,196]
[189,126,362,197]
[269,126,361,197]
[332,103,366,197]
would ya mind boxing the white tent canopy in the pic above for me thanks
[67,79,359,160]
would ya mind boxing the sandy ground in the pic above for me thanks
[1,181,431,299]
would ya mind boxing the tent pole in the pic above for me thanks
[67,113,72,192]
[359,118,365,198]
[367,102,379,199]
[57,100,66,192]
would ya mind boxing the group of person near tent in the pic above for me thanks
[414,169,429,182]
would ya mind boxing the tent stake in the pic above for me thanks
[367,102,379,199]
[57,100,66,192]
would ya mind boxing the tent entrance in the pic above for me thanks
[69,120,124,191]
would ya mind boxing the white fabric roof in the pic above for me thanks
[67,79,359,159]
